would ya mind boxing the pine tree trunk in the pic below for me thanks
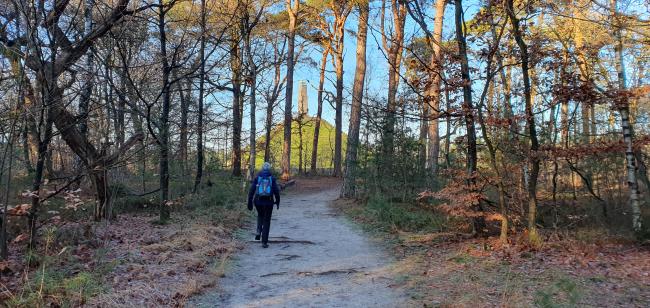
[282,0,299,180]
[427,0,446,174]
[455,0,478,176]
[333,49,344,177]
[380,0,406,175]
[311,47,329,173]
[341,2,368,197]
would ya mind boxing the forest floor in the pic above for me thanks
[190,177,409,307]
[3,177,649,307]
[333,198,650,307]
[0,178,249,307]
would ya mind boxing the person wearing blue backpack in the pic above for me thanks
[247,162,281,248]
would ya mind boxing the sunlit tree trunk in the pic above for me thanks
[611,0,643,232]
[427,0,446,174]
[311,46,329,173]
[282,0,299,180]
[342,1,368,197]
[333,48,344,177]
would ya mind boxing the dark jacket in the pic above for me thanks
[247,170,281,208]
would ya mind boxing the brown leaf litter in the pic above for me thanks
[88,214,242,307]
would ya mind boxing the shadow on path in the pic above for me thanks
[190,184,407,307]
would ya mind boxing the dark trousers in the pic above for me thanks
[255,204,274,244]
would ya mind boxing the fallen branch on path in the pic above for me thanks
[276,254,301,260]
[297,267,366,276]
[260,271,288,277]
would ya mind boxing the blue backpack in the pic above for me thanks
[256,176,273,198]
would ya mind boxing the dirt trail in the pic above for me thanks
[191,183,407,307]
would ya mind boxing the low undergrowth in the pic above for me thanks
[1,176,249,307]
[336,197,446,234]
[333,197,650,307]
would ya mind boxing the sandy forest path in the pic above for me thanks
[191,180,407,307]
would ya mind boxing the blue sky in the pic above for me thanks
[286,1,483,134]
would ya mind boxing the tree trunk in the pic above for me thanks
[2,71,21,258]
[341,2,368,197]
[297,118,304,174]
[419,99,428,171]
[79,0,95,138]
[478,90,509,244]
[91,170,110,220]
[231,40,243,177]
[178,77,189,163]
[444,82,451,167]
[282,0,299,180]
[380,0,406,174]
[382,55,398,172]
[244,17,258,180]
[427,0,446,174]
[506,0,541,245]
[455,0,479,234]
[455,0,478,176]
[18,0,140,225]
[116,72,126,149]
[611,0,643,232]
[21,125,34,174]
[158,0,171,221]
[573,0,593,144]
[28,80,55,249]
[264,44,284,163]
[264,96,274,162]
[194,0,206,191]
[311,46,329,173]
[333,48,344,177]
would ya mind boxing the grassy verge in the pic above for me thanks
[333,197,650,307]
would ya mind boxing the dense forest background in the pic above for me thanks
[0,0,649,305]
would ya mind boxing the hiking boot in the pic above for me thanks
[262,243,269,248]
[255,234,260,241]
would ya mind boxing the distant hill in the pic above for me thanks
[247,116,347,172]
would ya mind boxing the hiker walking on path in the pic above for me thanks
[248,162,281,248]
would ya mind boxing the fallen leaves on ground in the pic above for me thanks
[88,214,243,307]
[391,234,650,307]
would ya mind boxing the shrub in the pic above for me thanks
[360,197,446,233]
